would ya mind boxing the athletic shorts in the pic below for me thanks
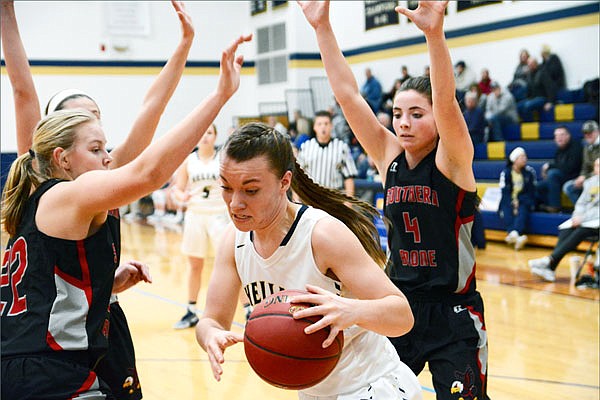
[95,301,142,400]
[298,361,423,400]
[1,354,114,400]
[181,210,229,258]
[388,291,489,400]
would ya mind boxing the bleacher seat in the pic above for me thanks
[474,140,557,160]
[540,103,597,122]
[556,88,585,104]
[473,159,547,181]
[480,210,570,236]
[503,121,585,141]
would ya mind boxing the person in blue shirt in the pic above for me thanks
[361,68,383,114]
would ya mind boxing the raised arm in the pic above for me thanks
[396,1,475,190]
[1,0,41,155]
[109,0,195,168]
[41,35,251,233]
[298,1,398,175]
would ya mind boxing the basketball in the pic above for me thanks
[243,289,344,390]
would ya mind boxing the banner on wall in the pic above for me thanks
[457,0,502,12]
[364,1,399,31]
[271,0,288,8]
[251,0,267,16]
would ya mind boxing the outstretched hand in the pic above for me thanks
[202,329,244,381]
[297,0,330,30]
[395,0,448,35]
[217,34,252,100]
[171,1,194,41]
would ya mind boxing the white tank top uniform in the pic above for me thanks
[181,151,229,258]
[235,206,422,399]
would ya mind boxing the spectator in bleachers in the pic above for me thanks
[267,115,288,136]
[536,126,583,213]
[485,81,519,142]
[288,109,311,143]
[423,65,430,77]
[297,110,358,196]
[517,55,563,122]
[508,48,530,101]
[563,120,600,204]
[399,65,412,85]
[377,111,393,132]
[330,98,352,145]
[499,147,536,250]
[454,60,477,106]
[540,44,566,92]
[463,91,487,144]
[381,79,402,118]
[478,68,493,96]
[529,157,600,282]
[361,67,383,114]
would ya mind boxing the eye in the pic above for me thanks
[220,185,232,192]
[412,112,423,119]
[393,113,401,119]
[245,189,258,195]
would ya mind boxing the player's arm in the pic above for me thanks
[171,160,190,203]
[196,225,244,381]
[293,217,414,348]
[298,0,400,179]
[109,0,194,168]
[1,0,41,155]
[397,1,476,191]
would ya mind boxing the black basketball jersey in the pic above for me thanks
[1,179,119,366]
[383,149,478,298]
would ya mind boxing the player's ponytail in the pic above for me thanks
[1,109,95,237]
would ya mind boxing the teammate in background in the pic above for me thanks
[1,1,195,397]
[171,124,237,329]
[0,33,249,399]
[195,123,422,399]
[299,1,489,399]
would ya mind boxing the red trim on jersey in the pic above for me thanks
[53,242,93,305]
[46,330,63,350]
[69,371,97,399]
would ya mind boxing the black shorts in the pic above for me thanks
[388,291,489,400]
[95,301,142,400]
[2,354,114,400]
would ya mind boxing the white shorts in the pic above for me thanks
[181,210,229,258]
[298,361,422,400]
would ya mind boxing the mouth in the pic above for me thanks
[231,213,251,222]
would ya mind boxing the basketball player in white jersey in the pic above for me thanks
[195,123,422,399]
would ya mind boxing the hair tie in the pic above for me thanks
[28,149,35,158]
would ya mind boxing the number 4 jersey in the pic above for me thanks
[383,149,478,297]
[1,179,119,364]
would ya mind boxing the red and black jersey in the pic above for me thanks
[1,179,119,366]
[383,148,478,298]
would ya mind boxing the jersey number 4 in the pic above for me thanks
[1,237,29,316]
[402,212,421,243]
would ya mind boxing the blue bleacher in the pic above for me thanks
[503,121,585,141]
[481,210,570,236]
[473,159,547,181]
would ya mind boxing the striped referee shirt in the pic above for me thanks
[297,137,358,190]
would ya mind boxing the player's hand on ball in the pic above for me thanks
[290,284,355,348]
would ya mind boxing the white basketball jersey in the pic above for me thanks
[235,206,402,396]
[185,150,225,212]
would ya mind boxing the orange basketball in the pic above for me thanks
[243,289,344,390]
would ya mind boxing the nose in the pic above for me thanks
[104,152,113,167]
[229,191,246,211]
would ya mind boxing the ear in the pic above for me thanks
[280,170,293,192]
[52,147,69,171]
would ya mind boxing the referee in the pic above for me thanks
[297,110,358,196]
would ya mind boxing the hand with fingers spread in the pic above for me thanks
[297,0,331,31]
[290,284,355,348]
[217,34,253,101]
[197,327,244,381]
[395,0,448,36]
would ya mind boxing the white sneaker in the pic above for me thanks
[528,256,551,270]
[504,230,519,244]
[531,265,556,282]
[514,235,528,251]
[146,213,165,226]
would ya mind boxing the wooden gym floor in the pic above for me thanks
[3,221,599,399]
